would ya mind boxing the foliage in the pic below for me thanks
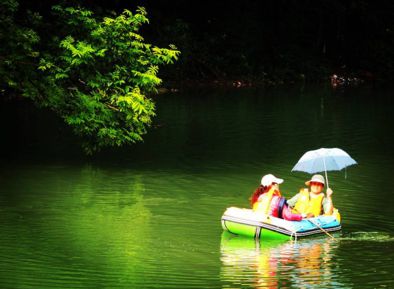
[1,1,179,153]
[150,0,394,83]
[0,0,41,92]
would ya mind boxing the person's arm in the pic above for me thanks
[282,205,303,221]
[286,193,299,208]
[323,188,334,215]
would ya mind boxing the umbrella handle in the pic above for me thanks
[323,157,329,188]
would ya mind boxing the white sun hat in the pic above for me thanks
[261,174,284,187]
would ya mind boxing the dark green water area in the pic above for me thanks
[1,85,393,288]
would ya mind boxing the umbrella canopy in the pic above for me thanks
[292,148,357,187]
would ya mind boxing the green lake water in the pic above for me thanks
[1,85,393,288]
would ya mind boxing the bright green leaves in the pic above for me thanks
[59,36,95,64]
[1,2,179,154]
[17,4,180,154]
[151,46,180,65]
[61,87,155,154]
[132,65,162,89]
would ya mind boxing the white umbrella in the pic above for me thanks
[291,148,357,188]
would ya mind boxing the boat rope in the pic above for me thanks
[290,230,297,242]
[255,226,262,239]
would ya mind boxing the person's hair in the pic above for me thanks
[250,184,272,206]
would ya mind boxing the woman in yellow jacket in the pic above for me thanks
[287,174,334,217]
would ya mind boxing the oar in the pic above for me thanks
[308,218,335,239]
[291,199,335,239]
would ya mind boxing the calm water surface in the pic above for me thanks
[1,85,393,288]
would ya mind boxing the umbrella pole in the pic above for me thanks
[323,157,329,188]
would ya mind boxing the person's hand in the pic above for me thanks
[301,213,315,219]
[326,187,333,197]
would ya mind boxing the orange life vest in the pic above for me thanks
[253,187,281,214]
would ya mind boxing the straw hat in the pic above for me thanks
[305,174,325,186]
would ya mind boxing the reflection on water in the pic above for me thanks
[220,232,342,288]
[65,167,153,286]
[0,165,154,288]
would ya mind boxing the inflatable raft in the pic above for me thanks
[221,207,341,240]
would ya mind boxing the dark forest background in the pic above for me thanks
[1,0,394,154]
[12,0,394,85]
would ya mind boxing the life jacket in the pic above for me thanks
[292,188,324,216]
[253,187,281,215]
